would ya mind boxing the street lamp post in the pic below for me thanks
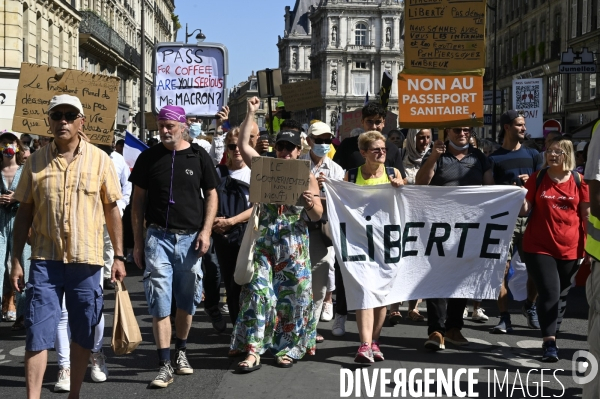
[488,1,498,142]
[185,23,206,44]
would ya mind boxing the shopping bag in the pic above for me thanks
[111,280,142,355]
[234,204,260,285]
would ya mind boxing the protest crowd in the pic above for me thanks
[1,90,600,399]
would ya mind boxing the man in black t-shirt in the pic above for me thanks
[416,126,494,352]
[129,105,218,388]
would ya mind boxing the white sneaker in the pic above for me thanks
[54,367,71,392]
[471,308,489,322]
[332,314,347,336]
[463,307,469,319]
[219,303,230,315]
[321,302,334,321]
[90,349,109,382]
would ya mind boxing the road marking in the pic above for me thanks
[10,346,26,357]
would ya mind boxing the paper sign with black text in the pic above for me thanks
[153,43,227,117]
[323,180,525,310]
[512,78,543,138]
[280,79,324,111]
[12,63,120,145]
[249,157,310,206]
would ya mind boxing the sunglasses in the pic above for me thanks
[49,111,82,121]
[452,128,471,134]
[275,142,298,152]
[313,138,332,144]
[368,147,387,154]
[227,143,238,151]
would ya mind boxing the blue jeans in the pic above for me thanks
[143,227,203,318]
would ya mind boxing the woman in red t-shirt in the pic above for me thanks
[520,137,590,362]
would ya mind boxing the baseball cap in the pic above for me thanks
[276,101,285,108]
[499,110,525,127]
[48,94,84,115]
[577,142,587,152]
[307,121,332,137]
[275,130,301,147]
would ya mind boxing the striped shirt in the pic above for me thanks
[14,140,122,265]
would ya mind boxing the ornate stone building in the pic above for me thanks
[278,0,404,131]
[227,73,277,128]
[0,0,174,134]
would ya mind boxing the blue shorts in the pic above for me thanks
[25,260,103,351]
[143,227,203,318]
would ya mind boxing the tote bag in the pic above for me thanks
[234,204,260,285]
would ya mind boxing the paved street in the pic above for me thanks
[0,264,591,398]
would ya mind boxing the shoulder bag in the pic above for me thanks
[234,204,261,285]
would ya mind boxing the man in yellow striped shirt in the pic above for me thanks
[10,94,124,399]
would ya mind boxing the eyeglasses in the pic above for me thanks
[313,138,332,144]
[227,143,238,151]
[275,142,298,152]
[364,119,384,126]
[547,150,565,156]
[368,147,387,154]
[49,111,82,122]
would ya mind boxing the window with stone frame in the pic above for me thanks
[355,23,368,46]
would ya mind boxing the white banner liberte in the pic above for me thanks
[323,180,526,310]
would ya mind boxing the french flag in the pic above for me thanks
[123,131,148,170]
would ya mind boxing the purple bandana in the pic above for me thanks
[157,105,186,123]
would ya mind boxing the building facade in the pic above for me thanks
[0,0,174,136]
[227,72,277,129]
[278,0,404,132]
[484,0,599,137]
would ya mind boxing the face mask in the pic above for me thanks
[2,144,19,158]
[189,123,202,139]
[312,144,331,157]
[448,140,470,151]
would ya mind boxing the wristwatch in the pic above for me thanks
[113,255,126,262]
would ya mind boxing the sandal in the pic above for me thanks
[11,316,25,331]
[236,353,261,373]
[388,311,402,326]
[408,309,425,322]
[316,333,324,343]
[276,355,295,368]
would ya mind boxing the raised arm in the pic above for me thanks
[238,97,262,166]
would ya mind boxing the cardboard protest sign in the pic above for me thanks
[398,74,483,128]
[280,79,324,111]
[513,78,543,138]
[154,43,227,117]
[249,157,310,206]
[404,0,486,75]
[12,63,120,144]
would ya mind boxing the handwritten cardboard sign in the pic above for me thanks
[154,44,226,117]
[398,73,483,128]
[249,156,310,206]
[280,79,324,112]
[404,0,486,74]
[12,63,120,144]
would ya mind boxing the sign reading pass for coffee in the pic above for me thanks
[404,0,486,74]
[12,63,120,145]
[249,157,311,206]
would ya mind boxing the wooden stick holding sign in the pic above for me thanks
[249,157,311,206]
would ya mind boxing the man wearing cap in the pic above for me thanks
[130,105,218,388]
[268,100,287,134]
[300,122,344,342]
[10,94,124,398]
[489,110,543,334]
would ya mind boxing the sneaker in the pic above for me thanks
[462,307,468,319]
[491,314,513,334]
[424,331,445,351]
[445,328,469,346]
[471,308,489,322]
[149,361,174,388]
[205,305,226,333]
[219,303,230,315]
[522,303,540,329]
[542,340,559,362]
[54,367,71,392]
[354,343,374,363]
[89,349,109,382]
[173,347,193,375]
[5,310,16,322]
[331,314,347,336]
[321,302,334,321]
[371,341,384,361]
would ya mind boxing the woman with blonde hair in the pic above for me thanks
[520,137,590,362]
[344,130,404,363]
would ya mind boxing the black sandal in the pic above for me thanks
[236,353,261,373]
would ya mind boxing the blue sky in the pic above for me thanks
[174,0,295,89]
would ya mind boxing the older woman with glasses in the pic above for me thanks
[230,97,322,373]
[520,137,590,362]
[344,131,404,363]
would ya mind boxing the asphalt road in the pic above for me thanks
[0,264,592,398]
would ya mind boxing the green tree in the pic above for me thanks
[171,13,182,41]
